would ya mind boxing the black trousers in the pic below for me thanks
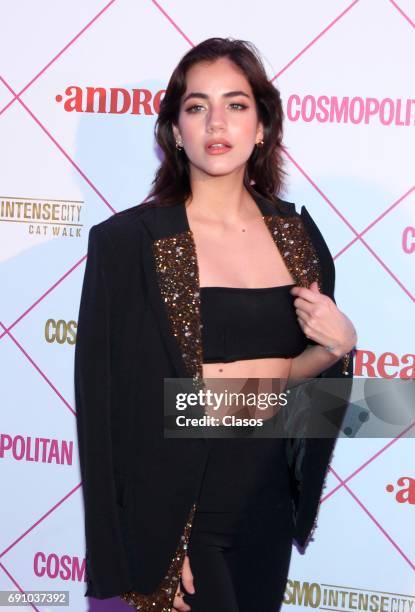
[182,501,294,612]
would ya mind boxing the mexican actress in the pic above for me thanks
[75,37,357,612]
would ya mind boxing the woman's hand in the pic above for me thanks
[290,282,357,357]
[172,554,195,611]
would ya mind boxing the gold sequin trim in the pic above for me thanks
[263,214,322,290]
[152,231,204,386]
[120,503,197,611]
[342,351,351,376]
[302,444,336,548]
[263,214,350,375]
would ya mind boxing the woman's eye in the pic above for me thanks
[229,103,247,110]
[185,105,205,113]
[184,103,248,113]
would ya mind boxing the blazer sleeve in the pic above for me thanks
[300,204,355,374]
[286,205,355,548]
[74,224,131,597]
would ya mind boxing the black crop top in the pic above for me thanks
[200,283,308,363]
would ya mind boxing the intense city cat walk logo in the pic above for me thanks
[0,196,84,238]
[284,580,415,610]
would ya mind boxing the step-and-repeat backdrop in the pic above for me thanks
[1,1,414,609]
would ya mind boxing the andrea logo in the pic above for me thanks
[386,476,415,505]
[55,86,166,115]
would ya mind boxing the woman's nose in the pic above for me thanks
[206,106,226,131]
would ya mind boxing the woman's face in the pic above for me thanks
[172,57,264,181]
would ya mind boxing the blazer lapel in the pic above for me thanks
[139,206,192,380]
[140,192,323,384]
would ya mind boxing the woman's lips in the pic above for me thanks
[205,144,232,155]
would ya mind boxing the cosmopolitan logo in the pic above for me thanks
[386,476,415,505]
[284,580,415,610]
[354,349,415,379]
[287,94,415,126]
[34,551,86,583]
[402,227,415,253]
[0,433,73,465]
[0,196,84,238]
[45,319,77,345]
[55,86,165,114]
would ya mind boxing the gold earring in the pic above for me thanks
[256,139,264,148]
[175,139,183,150]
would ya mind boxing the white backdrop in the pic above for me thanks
[1,1,414,609]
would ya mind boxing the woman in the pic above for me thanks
[75,38,357,611]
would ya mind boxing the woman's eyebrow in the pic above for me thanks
[182,90,251,103]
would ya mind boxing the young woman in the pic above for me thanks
[75,38,357,611]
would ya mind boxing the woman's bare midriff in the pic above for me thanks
[202,357,292,421]
[202,356,291,380]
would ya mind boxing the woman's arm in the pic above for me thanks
[75,224,131,596]
[288,343,348,380]
[288,281,357,381]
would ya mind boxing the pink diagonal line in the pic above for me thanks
[389,0,415,30]
[0,563,39,611]
[151,0,359,83]
[270,0,360,81]
[330,466,415,571]
[0,0,118,118]
[283,147,415,300]
[322,417,415,503]
[0,483,82,559]
[0,322,75,415]
[358,234,415,301]
[336,185,415,258]
[283,146,358,234]
[0,254,87,341]
[0,76,116,215]
[151,0,195,47]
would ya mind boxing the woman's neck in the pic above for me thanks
[186,174,260,224]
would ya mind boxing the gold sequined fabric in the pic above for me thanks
[120,503,197,611]
[302,437,342,547]
[263,214,322,290]
[152,231,204,387]
[263,214,351,375]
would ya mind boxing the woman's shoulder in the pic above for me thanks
[272,195,314,222]
[87,202,161,255]
[274,195,335,290]
[273,195,314,223]
[95,202,154,233]
[274,195,328,243]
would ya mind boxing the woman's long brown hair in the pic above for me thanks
[141,37,287,209]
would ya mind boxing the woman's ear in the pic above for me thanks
[172,124,181,141]
[256,121,264,143]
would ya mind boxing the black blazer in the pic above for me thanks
[74,191,354,600]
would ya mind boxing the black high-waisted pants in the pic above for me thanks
[182,404,295,612]
[182,503,294,612]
